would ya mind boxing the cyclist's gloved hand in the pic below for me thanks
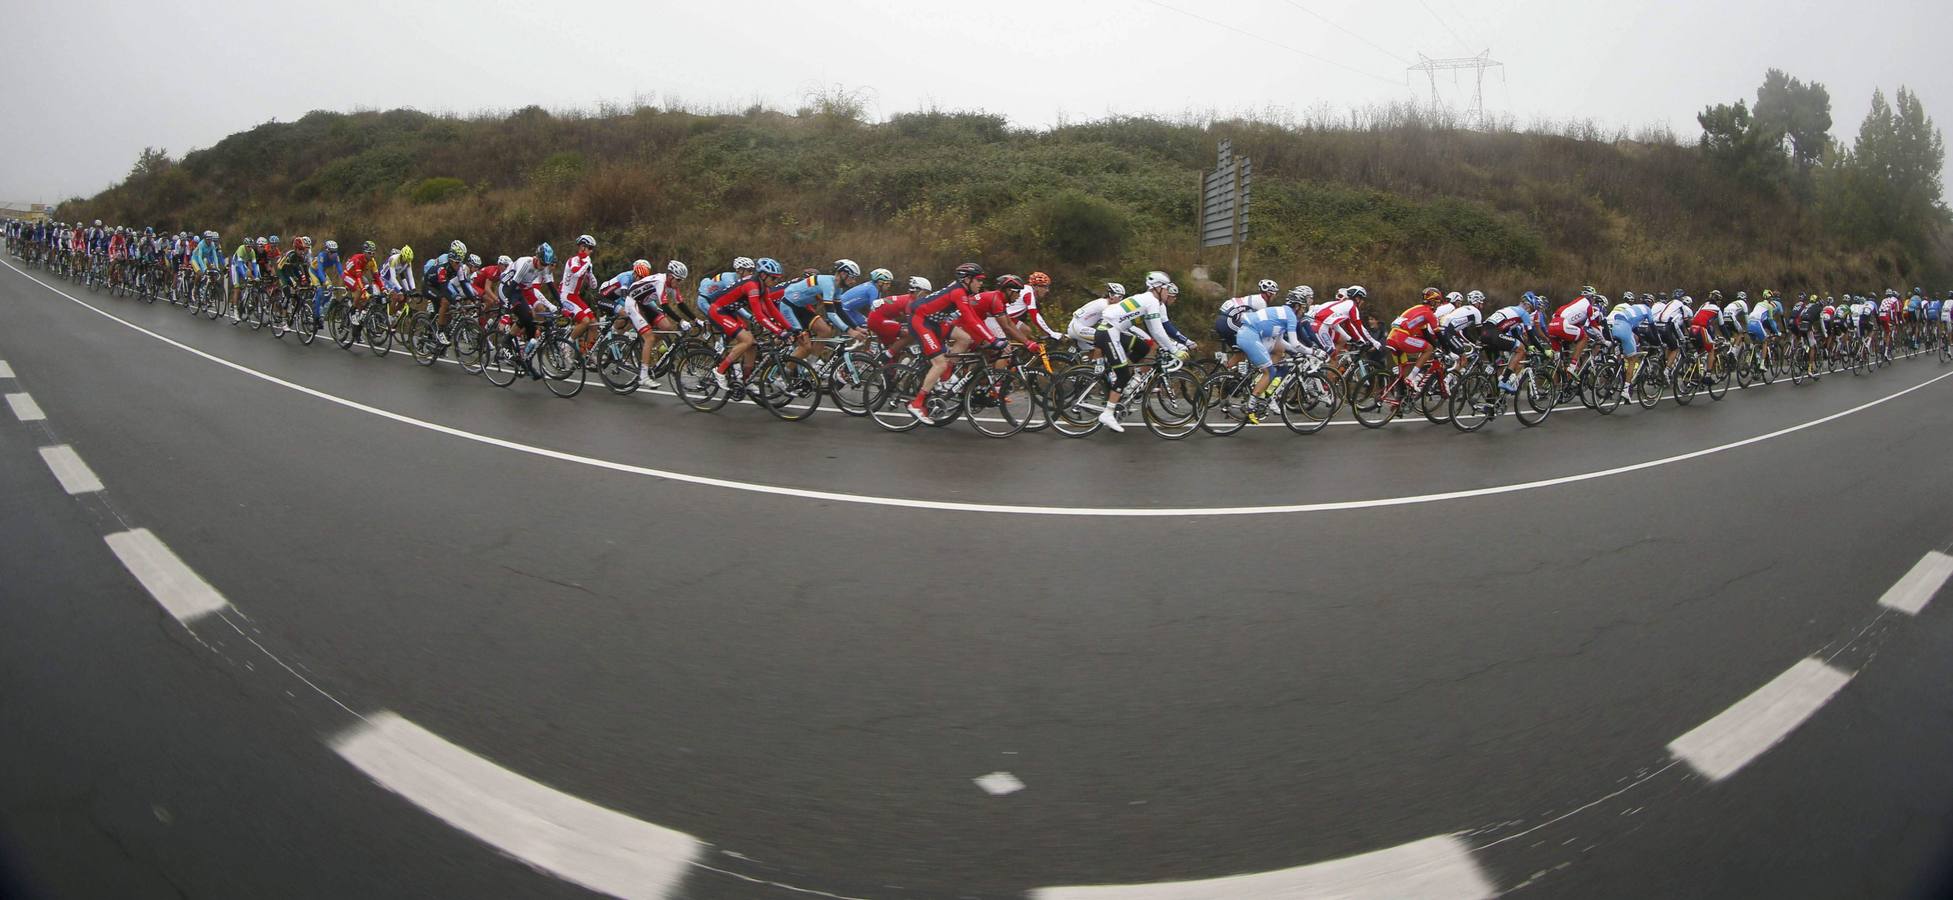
[1025,341,1042,354]
[986,338,1008,353]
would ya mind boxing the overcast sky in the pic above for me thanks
[3,0,1947,205]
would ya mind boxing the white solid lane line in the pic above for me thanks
[38,444,104,494]
[1876,551,1953,615]
[333,712,700,900]
[5,391,45,421]
[1667,657,1853,782]
[1032,834,1494,900]
[8,258,1953,517]
[0,359,14,378]
[102,528,231,623]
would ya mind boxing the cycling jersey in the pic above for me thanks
[1067,298,1112,346]
[1215,294,1267,338]
[1311,299,1375,349]
[423,255,466,298]
[1386,303,1438,353]
[1547,297,1596,344]
[1234,306,1303,368]
[190,238,223,272]
[1878,297,1899,322]
[230,243,259,279]
[342,252,377,292]
[776,273,840,330]
[620,272,681,333]
[908,285,990,357]
[558,252,598,320]
[864,292,918,347]
[831,281,882,330]
[107,233,128,259]
[708,276,789,337]
[599,270,636,302]
[381,252,417,292]
[1100,293,1185,352]
[313,248,342,286]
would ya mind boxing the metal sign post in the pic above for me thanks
[1197,141,1251,297]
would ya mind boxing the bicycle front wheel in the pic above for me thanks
[1142,370,1202,440]
[1280,371,1341,435]
[674,348,730,411]
[1048,365,1107,438]
[1514,369,1554,426]
[755,355,822,421]
[536,335,586,398]
[826,350,882,416]
[962,366,1031,438]
[1197,371,1253,437]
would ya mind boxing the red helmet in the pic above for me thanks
[1027,271,1051,287]
[996,274,1025,291]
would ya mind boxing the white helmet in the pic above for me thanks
[667,260,689,281]
[1256,278,1279,294]
[1334,288,1348,302]
[323,240,339,252]
[449,239,467,258]
[907,275,933,293]
[1445,291,1463,305]
[1165,282,1180,297]
[833,258,861,278]
[497,254,514,268]
[1285,285,1313,306]
[1466,290,1486,306]
[867,267,894,284]
[1144,270,1171,290]
[1347,285,1368,300]
[732,256,755,271]
[1105,282,1127,298]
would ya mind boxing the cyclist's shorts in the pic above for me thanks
[1234,329,1274,368]
[910,312,952,358]
[1611,322,1638,356]
[1747,321,1767,342]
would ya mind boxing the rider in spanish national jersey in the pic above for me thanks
[1388,287,1444,390]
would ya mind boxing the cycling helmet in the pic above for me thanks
[867,267,893,284]
[1334,288,1348,302]
[755,257,783,276]
[1105,282,1127,298]
[1282,287,1308,308]
[1422,287,1442,302]
[1347,285,1368,300]
[1708,289,1722,301]
[464,254,479,267]
[534,243,552,265]
[144,226,154,235]
[1621,291,1636,302]
[497,254,514,268]
[1671,288,1684,300]
[1256,278,1279,294]
[1445,291,1463,306]
[268,234,281,245]
[323,240,338,252]
[1466,289,1486,306]
[400,245,415,263]
[576,234,596,249]
[633,259,652,278]
[362,240,376,254]
[255,237,268,248]
[1027,271,1051,287]
[1885,288,1899,298]
[908,275,933,293]
[997,274,1025,291]
[1144,270,1171,290]
[203,230,218,240]
[1522,291,1542,309]
[1912,286,1923,296]
[953,262,985,280]
[92,219,101,227]
[294,236,311,250]
[667,260,689,281]
[731,256,755,271]
[1291,285,1316,305]
[1165,282,1180,297]
[449,239,467,258]
[833,258,861,278]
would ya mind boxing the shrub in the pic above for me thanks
[1035,191,1131,265]
[409,177,468,205]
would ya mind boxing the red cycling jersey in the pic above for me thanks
[1385,303,1436,354]
[469,263,505,296]
[709,277,789,336]
[908,285,987,357]
[865,293,916,346]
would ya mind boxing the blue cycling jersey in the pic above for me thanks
[1239,305,1299,340]
[778,274,838,310]
[833,282,882,329]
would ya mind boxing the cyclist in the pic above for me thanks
[1608,293,1653,382]
[308,240,342,327]
[500,243,558,358]
[1689,291,1723,375]
[1484,293,1546,392]
[1877,289,1900,359]
[422,240,469,342]
[1436,290,1463,322]
[1236,303,1307,418]
[558,234,601,350]
[188,229,224,305]
[276,237,315,313]
[707,256,792,391]
[1215,279,1276,368]
[1654,291,1691,377]
[380,245,418,320]
[1310,285,1381,357]
[697,256,756,318]
[615,259,691,384]
[1091,270,1191,433]
[1386,287,1444,391]
[905,262,992,423]
[106,226,130,288]
[829,266,894,340]
[776,258,862,358]
[1438,289,1487,359]
[863,275,932,359]
[1792,294,1825,377]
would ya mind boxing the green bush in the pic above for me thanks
[409,177,468,205]
[1035,191,1131,265]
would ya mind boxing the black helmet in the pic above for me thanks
[953,262,985,280]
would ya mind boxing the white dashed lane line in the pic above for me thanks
[6,391,45,421]
[1666,657,1854,782]
[333,712,701,900]
[1032,834,1494,900]
[0,359,15,378]
[1875,551,1953,615]
[103,528,232,624]
[37,444,104,494]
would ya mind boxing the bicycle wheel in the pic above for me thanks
[536,335,586,398]
[825,350,882,416]
[1049,365,1107,438]
[1345,365,1387,424]
[1586,358,1623,415]
[963,366,1030,438]
[270,295,291,339]
[1280,371,1341,434]
[1706,360,1729,401]
[482,338,520,387]
[363,311,393,356]
[408,314,442,366]
[1019,367,1055,433]
[453,318,486,374]
[1514,369,1554,426]
[755,355,821,421]
[1142,370,1202,440]
[594,334,640,394]
[1419,371,1456,425]
[867,362,926,432]
[295,299,318,346]
[674,347,730,411]
[1449,370,1499,432]
[1672,360,1697,405]
[1197,371,1253,437]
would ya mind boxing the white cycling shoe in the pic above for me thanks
[1097,409,1125,433]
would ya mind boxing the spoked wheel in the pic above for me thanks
[363,312,393,357]
[825,350,883,416]
[1583,361,1623,415]
[675,348,730,411]
[1514,369,1554,426]
[326,305,354,350]
[1197,371,1253,437]
[1672,360,1697,406]
[753,355,821,421]
[1049,365,1108,438]
[202,285,226,320]
[1280,371,1341,434]
[1735,348,1756,388]
[1419,371,1456,425]
[1706,360,1730,400]
[1019,367,1055,433]
[482,338,521,388]
[408,314,442,366]
[594,335,641,394]
[1344,366,1388,425]
[961,365,1032,438]
[452,319,487,374]
[868,363,926,432]
[270,297,291,339]
[1142,370,1202,440]
[536,335,586,398]
[1633,363,1663,408]
[295,301,318,346]
[1449,371,1500,432]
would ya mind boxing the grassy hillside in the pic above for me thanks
[57,102,1946,316]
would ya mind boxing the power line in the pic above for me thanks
[1417,0,1474,54]
[1277,0,1414,67]
[1137,0,1405,89]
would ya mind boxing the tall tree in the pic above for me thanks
[1753,69,1832,170]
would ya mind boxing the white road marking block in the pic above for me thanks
[103,528,230,623]
[0,360,14,378]
[1033,834,1493,899]
[975,771,1025,795]
[1667,657,1852,782]
[6,391,45,421]
[1875,551,1953,615]
[333,712,700,900]
[38,444,103,494]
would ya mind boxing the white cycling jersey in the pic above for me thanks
[1657,300,1690,326]
[1067,298,1112,345]
[380,252,416,292]
[1721,298,1749,324]
[1101,292,1184,353]
[502,255,555,289]
[1432,302,1457,322]
[1440,304,1483,331]
[1217,294,1267,330]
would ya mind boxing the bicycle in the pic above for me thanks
[1449,349,1553,431]
[1049,353,1201,439]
